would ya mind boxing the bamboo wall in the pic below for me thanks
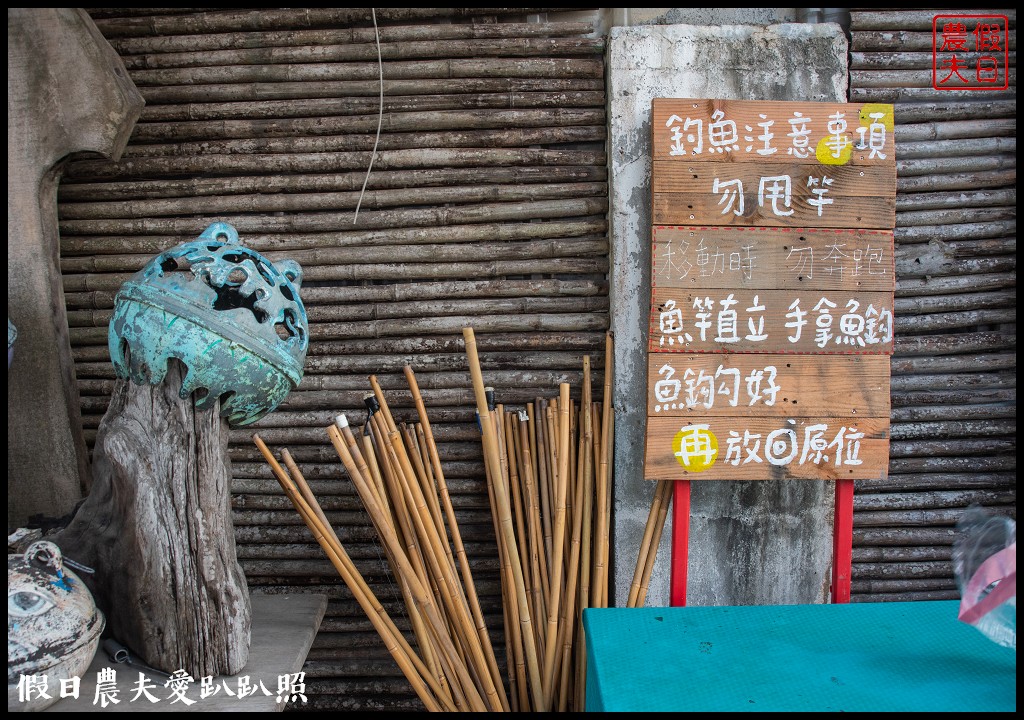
[62,8,607,711]
[848,8,1017,602]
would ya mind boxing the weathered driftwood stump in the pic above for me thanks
[55,360,250,677]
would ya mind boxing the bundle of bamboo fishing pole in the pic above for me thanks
[253,327,614,711]
[466,328,614,711]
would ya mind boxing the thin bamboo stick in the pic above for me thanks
[502,411,533,632]
[627,479,674,608]
[414,424,434,484]
[599,383,613,606]
[361,405,403,526]
[463,327,544,711]
[534,399,554,574]
[568,399,578,526]
[333,415,384,512]
[364,401,434,625]
[366,407,451,656]
[637,481,673,608]
[486,449,527,713]
[252,433,451,712]
[335,415,441,693]
[516,409,548,649]
[373,379,496,701]
[360,429,388,514]
[389,421,454,696]
[593,332,613,608]
[326,424,487,712]
[574,373,596,708]
[280,447,341,544]
[400,429,501,709]
[556,388,589,711]
[542,382,572,709]
[388,423,497,710]
[404,365,508,712]
[404,423,448,559]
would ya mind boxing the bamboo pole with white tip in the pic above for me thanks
[374,369,505,711]
[326,423,487,711]
[330,416,449,704]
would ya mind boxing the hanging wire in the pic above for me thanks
[353,8,383,224]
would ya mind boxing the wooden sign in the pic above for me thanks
[652,168,895,228]
[644,98,896,482]
[652,99,896,167]
[653,226,894,293]
[652,99,897,230]
[647,354,891,419]
[644,416,890,481]
[650,287,894,354]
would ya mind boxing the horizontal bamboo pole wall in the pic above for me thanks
[136,91,610,123]
[103,21,601,55]
[851,31,1017,53]
[849,9,1017,32]
[91,8,579,37]
[849,9,1016,603]
[63,148,608,184]
[851,51,1017,72]
[66,8,610,712]
[123,37,607,72]
[134,78,607,105]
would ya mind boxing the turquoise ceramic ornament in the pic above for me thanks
[108,222,308,426]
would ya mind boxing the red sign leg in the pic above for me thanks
[670,480,691,606]
[832,478,854,603]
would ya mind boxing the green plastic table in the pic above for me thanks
[583,600,1016,712]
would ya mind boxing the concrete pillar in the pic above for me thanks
[7,8,144,529]
[608,23,849,606]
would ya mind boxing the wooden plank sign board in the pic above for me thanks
[645,416,890,481]
[652,227,895,293]
[653,163,895,228]
[650,287,894,354]
[645,98,896,482]
[647,354,891,419]
[652,98,896,228]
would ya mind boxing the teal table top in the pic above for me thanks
[583,601,1016,712]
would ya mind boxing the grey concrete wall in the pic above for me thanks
[608,22,848,607]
